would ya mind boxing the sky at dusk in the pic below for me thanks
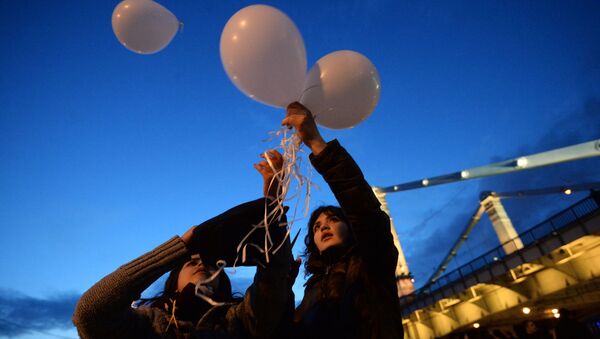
[1,1,599,338]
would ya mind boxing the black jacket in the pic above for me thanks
[294,140,404,339]
[73,198,293,339]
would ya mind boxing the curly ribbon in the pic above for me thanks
[194,260,228,306]
[230,127,316,269]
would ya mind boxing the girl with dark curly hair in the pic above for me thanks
[283,102,404,339]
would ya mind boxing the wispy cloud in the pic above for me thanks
[0,289,78,338]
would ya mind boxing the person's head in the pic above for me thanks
[302,206,354,274]
[308,206,352,253]
[525,320,538,334]
[163,254,232,301]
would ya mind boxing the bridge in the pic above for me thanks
[399,192,600,338]
[372,139,600,337]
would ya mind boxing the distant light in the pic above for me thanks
[473,323,480,329]
[422,179,429,186]
[563,188,572,195]
[551,308,559,314]
[522,307,531,315]
[411,278,415,283]
[554,313,560,319]
[461,170,470,179]
[517,157,528,168]
[493,257,499,261]
[394,185,399,191]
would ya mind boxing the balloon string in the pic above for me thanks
[231,126,315,268]
[298,84,320,104]
[194,260,228,306]
[165,299,179,332]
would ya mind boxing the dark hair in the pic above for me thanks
[301,205,353,276]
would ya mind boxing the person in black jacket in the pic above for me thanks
[282,102,404,339]
[73,150,294,339]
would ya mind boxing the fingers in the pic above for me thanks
[260,149,282,160]
[254,160,270,169]
[254,161,272,175]
[281,115,293,128]
[255,148,284,176]
[287,101,310,114]
[281,113,305,130]
[283,102,312,128]
[267,149,283,162]
[260,150,283,173]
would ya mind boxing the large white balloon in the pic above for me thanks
[220,5,307,107]
[300,50,381,129]
[112,0,180,54]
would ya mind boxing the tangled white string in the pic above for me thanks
[232,127,315,268]
[194,260,228,306]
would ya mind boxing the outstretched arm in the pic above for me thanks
[72,237,189,338]
[282,102,398,276]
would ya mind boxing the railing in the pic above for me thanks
[405,193,599,302]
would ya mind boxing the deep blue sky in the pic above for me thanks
[1,1,599,337]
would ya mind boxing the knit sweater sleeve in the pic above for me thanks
[309,139,398,277]
[72,236,189,338]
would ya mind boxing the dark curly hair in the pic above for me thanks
[301,205,354,276]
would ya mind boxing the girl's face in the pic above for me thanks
[177,254,219,292]
[312,212,350,253]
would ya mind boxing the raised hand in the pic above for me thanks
[281,102,327,155]
[254,149,284,199]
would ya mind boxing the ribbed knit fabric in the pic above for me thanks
[73,230,294,338]
[73,236,190,338]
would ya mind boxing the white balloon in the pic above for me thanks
[220,5,307,107]
[300,50,381,129]
[112,0,180,54]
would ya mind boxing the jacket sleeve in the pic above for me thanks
[72,236,190,338]
[310,139,398,277]
[192,197,289,268]
[226,215,295,339]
